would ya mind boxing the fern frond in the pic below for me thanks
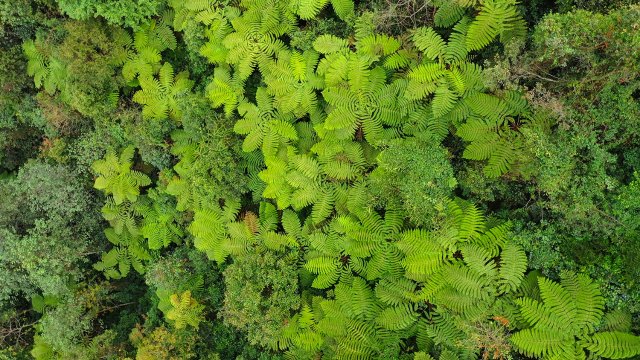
[601,310,633,333]
[375,277,416,306]
[313,34,349,54]
[305,256,340,275]
[510,328,575,359]
[434,1,466,27]
[498,242,527,293]
[398,229,448,278]
[423,312,465,347]
[432,84,459,118]
[293,0,329,20]
[444,264,487,299]
[585,332,640,359]
[465,0,524,51]
[537,276,579,332]
[188,208,230,263]
[414,352,435,360]
[413,27,447,61]
[516,297,564,332]
[376,304,419,331]
[559,271,604,334]
[330,0,354,20]
[460,244,496,279]
[311,186,335,224]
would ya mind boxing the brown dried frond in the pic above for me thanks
[243,211,259,234]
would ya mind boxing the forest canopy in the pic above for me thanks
[1,0,640,359]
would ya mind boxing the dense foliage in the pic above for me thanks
[1,0,639,359]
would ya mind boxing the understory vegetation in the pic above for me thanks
[1,0,640,359]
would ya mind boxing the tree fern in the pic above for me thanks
[132,62,194,120]
[23,40,58,92]
[220,1,292,81]
[122,14,176,82]
[101,197,142,236]
[207,66,245,117]
[199,9,234,64]
[313,33,411,147]
[421,312,467,349]
[432,83,460,118]
[92,146,151,205]
[459,243,492,272]
[305,276,417,359]
[414,352,435,360]
[406,8,531,178]
[397,229,448,280]
[357,34,402,59]
[463,133,520,178]
[166,290,205,329]
[442,263,489,300]
[512,272,640,360]
[252,142,357,224]
[559,270,604,334]
[312,140,367,181]
[188,206,232,263]
[137,190,184,250]
[226,202,300,253]
[233,87,298,156]
[278,303,324,357]
[374,276,416,307]
[510,328,575,359]
[456,91,534,177]
[319,63,400,144]
[262,49,324,117]
[304,207,406,288]
[94,228,150,279]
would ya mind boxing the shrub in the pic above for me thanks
[369,135,457,227]
[222,250,300,347]
[56,0,163,29]
[0,160,101,302]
